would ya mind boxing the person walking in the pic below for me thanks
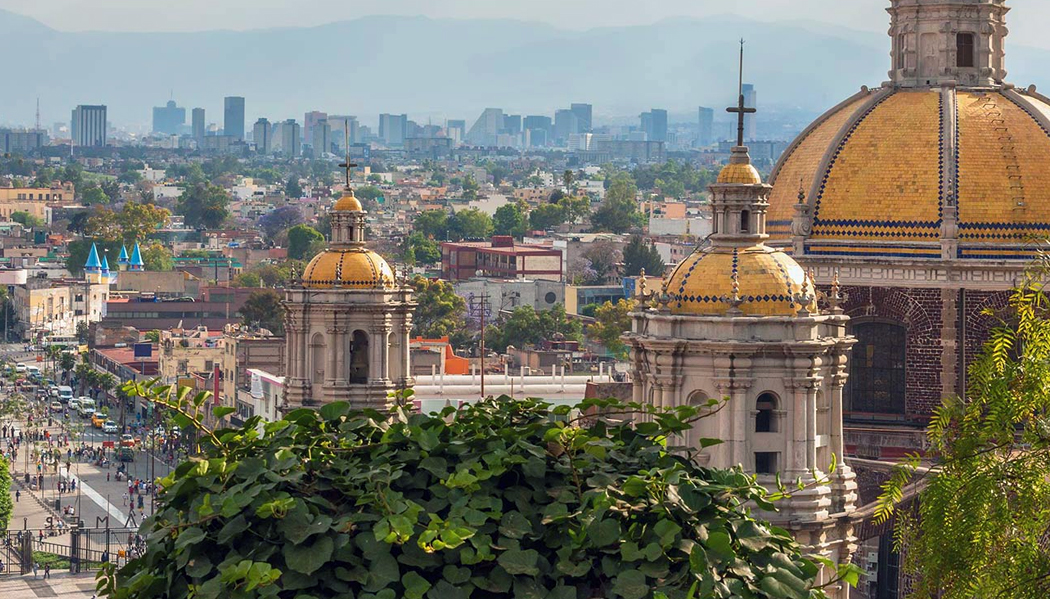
[31,561,37,579]
[14,489,19,503]
[43,563,49,579]
[122,492,127,506]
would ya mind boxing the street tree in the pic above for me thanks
[142,244,175,272]
[411,277,469,348]
[287,225,325,261]
[259,206,304,241]
[493,201,529,239]
[285,177,304,199]
[622,235,666,277]
[448,208,493,241]
[592,173,642,233]
[414,210,449,240]
[529,203,567,231]
[177,183,231,230]
[239,290,286,335]
[588,299,636,358]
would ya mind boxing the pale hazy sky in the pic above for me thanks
[1,0,1049,48]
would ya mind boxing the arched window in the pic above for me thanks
[755,393,778,433]
[349,330,370,385]
[957,33,975,68]
[846,321,907,416]
[739,210,750,233]
[897,33,906,69]
[310,333,326,385]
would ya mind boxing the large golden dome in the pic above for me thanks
[301,247,396,290]
[768,86,1050,260]
[665,246,816,317]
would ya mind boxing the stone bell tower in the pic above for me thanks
[888,0,1009,88]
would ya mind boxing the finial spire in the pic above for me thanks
[726,38,756,148]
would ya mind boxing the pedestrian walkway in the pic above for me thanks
[0,571,99,597]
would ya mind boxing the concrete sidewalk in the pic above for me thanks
[0,571,100,597]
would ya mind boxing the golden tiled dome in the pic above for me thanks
[768,86,1050,259]
[664,246,815,317]
[301,247,396,290]
[717,162,762,185]
[333,189,364,212]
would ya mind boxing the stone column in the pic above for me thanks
[377,325,392,382]
[400,317,413,387]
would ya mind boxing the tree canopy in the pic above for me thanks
[239,289,286,335]
[878,272,1050,599]
[142,244,174,272]
[414,209,494,242]
[101,380,857,599]
[287,225,326,261]
[85,202,170,243]
[486,305,582,353]
[622,236,666,277]
[259,206,304,241]
[177,183,231,230]
[592,173,642,234]
[587,299,635,358]
[493,201,529,239]
[411,277,469,349]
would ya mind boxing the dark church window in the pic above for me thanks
[755,452,778,475]
[957,33,976,68]
[349,330,370,385]
[740,210,750,233]
[897,34,906,69]
[755,393,778,433]
[846,321,907,416]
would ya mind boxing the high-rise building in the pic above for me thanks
[328,116,359,150]
[304,111,327,142]
[523,115,552,147]
[640,109,668,142]
[253,118,272,154]
[742,84,757,140]
[278,119,301,158]
[698,107,714,147]
[192,108,206,140]
[152,100,186,135]
[570,103,593,133]
[0,129,48,153]
[223,97,245,141]
[446,120,466,145]
[502,115,522,136]
[553,110,578,146]
[310,119,331,158]
[465,108,503,146]
[378,113,408,146]
[71,105,107,148]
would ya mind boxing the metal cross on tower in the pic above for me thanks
[726,38,756,147]
[338,127,357,187]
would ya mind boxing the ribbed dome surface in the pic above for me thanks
[767,86,1050,259]
[301,248,396,290]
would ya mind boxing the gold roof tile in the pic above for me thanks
[716,162,763,185]
[301,248,396,290]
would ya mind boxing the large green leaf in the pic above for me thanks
[611,569,649,599]
[497,548,540,576]
[283,535,334,575]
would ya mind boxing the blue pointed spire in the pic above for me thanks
[101,254,110,273]
[85,243,101,271]
[118,245,129,265]
[130,242,144,271]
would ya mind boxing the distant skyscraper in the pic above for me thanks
[304,111,327,142]
[277,119,301,157]
[570,103,593,133]
[446,120,466,144]
[253,118,271,154]
[553,110,578,146]
[640,109,668,142]
[502,114,522,136]
[152,100,185,135]
[742,84,757,140]
[523,115,552,147]
[310,119,331,157]
[0,129,48,153]
[71,105,107,148]
[698,107,714,147]
[465,109,503,146]
[378,113,408,146]
[328,116,359,149]
[223,97,245,141]
[192,108,206,140]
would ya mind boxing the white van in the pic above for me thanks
[77,398,96,418]
[25,365,40,376]
[57,386,73,402]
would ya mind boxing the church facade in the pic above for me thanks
[764,0,1041,456]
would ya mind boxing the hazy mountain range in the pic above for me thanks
[3,8,1050,130]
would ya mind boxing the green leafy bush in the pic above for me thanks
[102,383,854,599]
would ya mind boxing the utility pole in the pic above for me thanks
[480,294,486,398]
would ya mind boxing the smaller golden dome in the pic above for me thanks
[301,247,396,290]
[664,246,815,317]
[717,162,762,185]
[333,189,364,212]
